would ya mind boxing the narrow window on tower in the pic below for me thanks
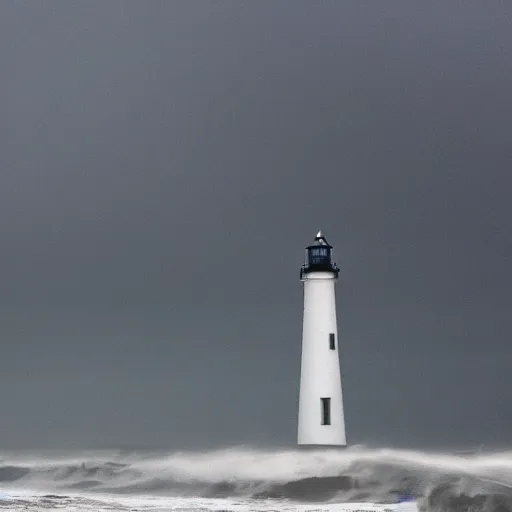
[321,397,331,425]
[329,333,335,350]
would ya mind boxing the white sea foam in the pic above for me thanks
[1,446,512,510]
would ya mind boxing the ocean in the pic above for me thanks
[1,446,511,511]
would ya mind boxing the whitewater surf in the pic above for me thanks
[1,446,512,511]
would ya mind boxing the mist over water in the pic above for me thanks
[2,446,512,510]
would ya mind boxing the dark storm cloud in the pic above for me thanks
[0,1,511,449]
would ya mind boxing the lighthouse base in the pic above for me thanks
[297,444,347,451]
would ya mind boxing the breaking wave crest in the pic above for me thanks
[2,446,512,510]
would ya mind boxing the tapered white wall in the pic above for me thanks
[298,271,346,446]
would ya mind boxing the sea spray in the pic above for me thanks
[1,446,512,509]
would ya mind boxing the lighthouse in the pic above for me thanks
[297,231,346,447]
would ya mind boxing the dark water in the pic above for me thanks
[1,447,512,511]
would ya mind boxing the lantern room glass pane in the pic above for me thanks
[308,246,331,266]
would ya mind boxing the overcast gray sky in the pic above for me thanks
[1,1,511,450]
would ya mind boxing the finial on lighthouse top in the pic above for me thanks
[314,230,329,246]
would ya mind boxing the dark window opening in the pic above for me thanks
[321,397,331,425]
[329,333,335,350]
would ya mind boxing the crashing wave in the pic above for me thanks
[1,447,512,510]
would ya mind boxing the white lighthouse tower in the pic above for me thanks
[297,231,346,447]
